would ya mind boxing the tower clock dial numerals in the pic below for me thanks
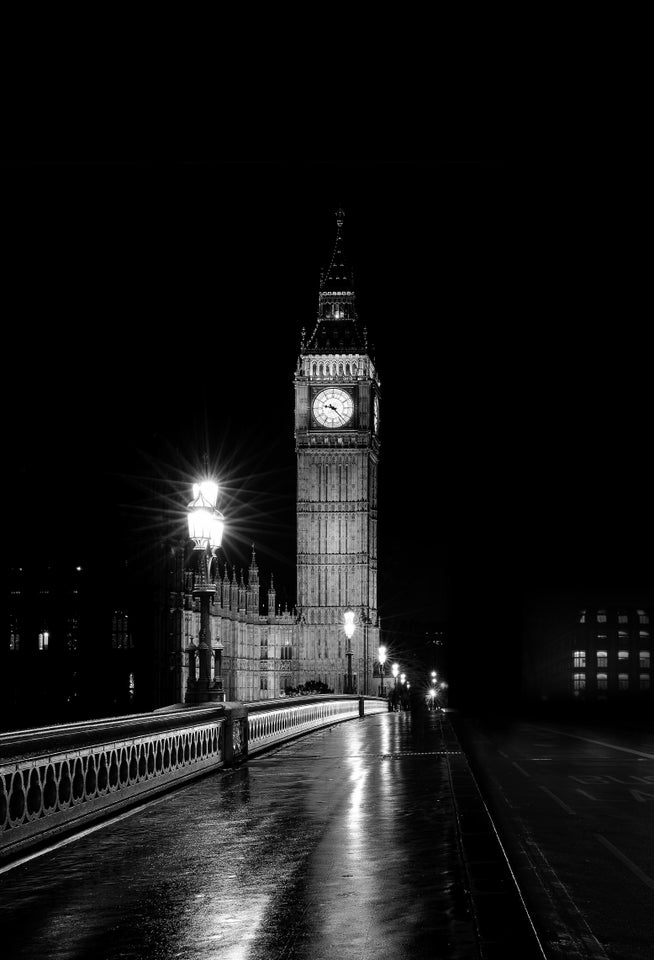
[313,388,354,428]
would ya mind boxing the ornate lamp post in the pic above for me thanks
[344,610,355,694]
[378,645,387,696]
[185,479,226,704]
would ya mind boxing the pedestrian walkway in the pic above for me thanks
[0,708,545,959]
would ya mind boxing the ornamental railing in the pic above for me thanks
[0,706,227,863]
[0,695,385,863]
[246,695,387,756]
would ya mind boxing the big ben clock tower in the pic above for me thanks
[294,209,381,694]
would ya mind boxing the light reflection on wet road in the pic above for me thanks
[1,713,482,960]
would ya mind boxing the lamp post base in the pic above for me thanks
[185,680,226,704]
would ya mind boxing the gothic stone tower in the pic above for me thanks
[294,209,381,694]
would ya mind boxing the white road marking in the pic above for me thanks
[512,761,531,778]
[539,785,576,815]
[575,788,600,801]
[537,727,654,760]
[519,834,611,959]
[595,834,654,892]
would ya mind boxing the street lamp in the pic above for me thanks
[185,479,226,704]
[344,610,355,694]
[378,645,387,696]
[391,662,399,688]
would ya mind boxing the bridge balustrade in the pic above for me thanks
[246,695,387,755]
[1,695,386,863]
[0,707,225,862]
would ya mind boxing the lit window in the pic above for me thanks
[638,610,650,624]
[618,630,629,641]
[597,673,608,690]
[38,630,50,651]
[596,633,608,642]
[111,611,132,650]
[618,650,629,662]
[573,673,586,691]
[128,672,135,701]
[640,651,651,668]
[640,673,650,690]
[578,610,586,623]
[618,612,629,624]
[597,650,608,668]
[597,610,607,623]
[618,673,629,691]
[573,650,586,668]
[67,616,79,652]
[10,615,20,651]
[639,630,650,640]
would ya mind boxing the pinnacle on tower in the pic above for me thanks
[303,208,366,355]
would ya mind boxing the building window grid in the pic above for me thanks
[596,672,608,690]
[111,612,132,650]
[618,673,629,691]
[596,650,608,668]
[573,650,586,668]
[639,651,650,668]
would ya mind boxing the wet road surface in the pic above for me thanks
[0,710,543,959]
[454,715,654,960]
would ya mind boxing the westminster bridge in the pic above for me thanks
[0,697,546,959]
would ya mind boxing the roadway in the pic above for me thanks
[452,714,654,960]
[0,709,544,960]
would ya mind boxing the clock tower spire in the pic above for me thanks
[305,208,366,355]
[294,209,381,695]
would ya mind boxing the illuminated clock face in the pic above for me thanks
[373,395,380,433]
[313,388,354,428]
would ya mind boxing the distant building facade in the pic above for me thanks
[5,560,141,729]
[522,597,651,706]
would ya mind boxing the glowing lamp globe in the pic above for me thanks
[188,506,214,545]
[193,480,219,508]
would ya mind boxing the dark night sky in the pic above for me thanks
[8,161,652,705]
